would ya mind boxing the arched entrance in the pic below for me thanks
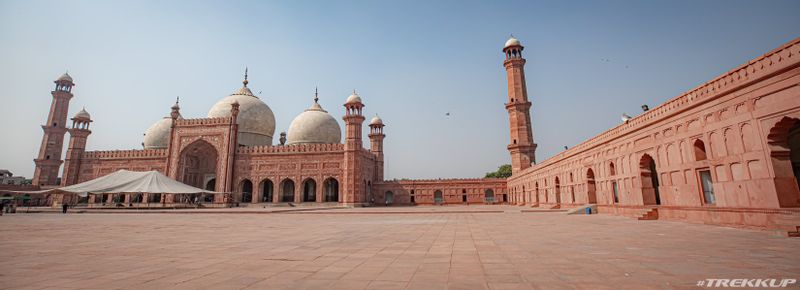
[261,179,274,202]
[789,122,800,186]
[323,178,339,202]
[302,179,316,202]
[281,179,295,202]
[384,191,394,205]
[434,190,443,204]
[205,178,216,191]
[640,154,661,205]
[240,179,253,203]
[554,177,562,204]
[586,168,597,203]
[178,140,218,190]
[767,117,800,206]
[485,189,495,203]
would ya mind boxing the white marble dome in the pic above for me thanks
[143,116,178,149]
[73,107,91,120]
[57,72,73,82]
[504,37,521,48]
[286,100,341,145]
[369,114,383,126]
[207,80,276,146]
[345,91,362,104]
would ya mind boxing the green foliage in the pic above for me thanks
[485,164,512,178]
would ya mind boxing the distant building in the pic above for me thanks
[0,170,25,185]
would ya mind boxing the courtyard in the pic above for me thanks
[0,206,798,289]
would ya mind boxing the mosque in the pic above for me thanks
[28,36,800,233]
[32,66,506,206]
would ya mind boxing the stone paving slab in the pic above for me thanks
[0,206,798,289]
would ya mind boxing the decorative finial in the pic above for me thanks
[352,89,357,95]
[171,96,180,111]
[243,67,249,87]
[314,86,319,103]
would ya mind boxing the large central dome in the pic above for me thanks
[286,94,341,145]
[207,73,276,146]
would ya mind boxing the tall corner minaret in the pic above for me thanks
[369,114,385,181]
[342,90,365,205]
[33,72,75,186]
[62,108,92,186]
[503,36,537,173]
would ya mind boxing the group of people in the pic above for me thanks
[0,202,17,215]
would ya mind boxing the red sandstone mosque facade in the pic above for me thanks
[30,36,800,232]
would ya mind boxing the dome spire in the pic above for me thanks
[243,67,249,87]
[308,87,325,112]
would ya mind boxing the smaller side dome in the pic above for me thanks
[346,91,362,104]
[504,36,521,48]
[287,95,342,146]
[369,114,383,126]
[57,72,73,82]
[73,107,91,120]
[143,115,181,149]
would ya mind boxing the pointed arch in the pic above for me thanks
[693,139,708,161]
[177,139,218,189]
[239,179,253,203]
[260,178,274,202]
[485,189,495,203]
[554,176,561,204]
[640,154,661,205]
[586,168,597,203]
[280,178,295,202]
[323,177,339,202]
[302,178,317,202]
[767,116,800,206]
[434,190,443,204]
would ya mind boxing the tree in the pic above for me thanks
[485,164,512,178]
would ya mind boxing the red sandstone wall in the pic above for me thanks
[506,38,800,229]
[76,149,168,183]
[233,144,347,203]
[374,179,507,205]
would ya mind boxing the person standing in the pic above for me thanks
[0,202,5,216]
[62,203,68,214]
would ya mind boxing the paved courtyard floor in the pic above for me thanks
[1,206,798,289]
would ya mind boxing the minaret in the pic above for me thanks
[369,114,385,181]
[62,108,92,186]
[503,36,537,172]
[33,72,75,186]
[342,90,365,205]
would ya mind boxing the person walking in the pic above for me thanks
[62,203,68,214]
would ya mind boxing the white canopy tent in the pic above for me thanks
[26,170,218,197]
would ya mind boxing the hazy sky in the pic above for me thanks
[1,0,798,179]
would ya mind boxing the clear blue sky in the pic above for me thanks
[1,0,798,179]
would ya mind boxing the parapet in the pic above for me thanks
[175,117,232,127]
[82,149,168,159]
[237,143,345,154]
